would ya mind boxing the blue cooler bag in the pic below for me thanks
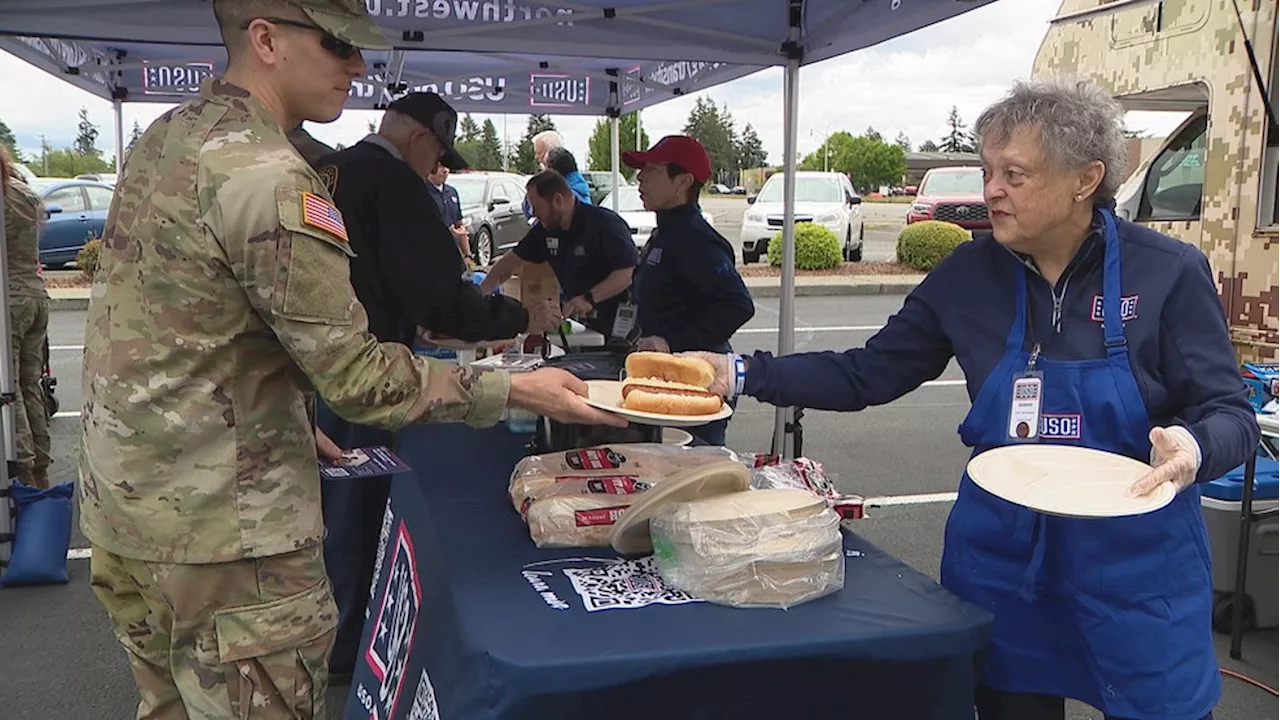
[0,480,75,586]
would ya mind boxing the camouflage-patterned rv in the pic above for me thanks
[1034,0,1278,362]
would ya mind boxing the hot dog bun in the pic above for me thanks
[620,378,723,416]
[625,352,716,388]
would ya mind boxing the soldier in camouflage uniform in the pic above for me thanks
[0,147,52,490]
[80,2,623,718]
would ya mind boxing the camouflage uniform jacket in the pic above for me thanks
[4,179,49,299]
[80,78,510,564]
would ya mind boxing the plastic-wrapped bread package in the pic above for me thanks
[648,488,845,609]
[747,457,865,520]
[508,444,740,515]
[525,495,637,548]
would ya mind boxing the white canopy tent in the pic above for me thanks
[0,0,1000,565]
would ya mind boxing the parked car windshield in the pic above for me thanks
[921,170,983,195]
[602,186,646,213]
[449,176,489,206]
[757,176,843,203]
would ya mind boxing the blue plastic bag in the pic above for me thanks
[0,480,75,586]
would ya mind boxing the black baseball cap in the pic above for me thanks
[386,92,468,170]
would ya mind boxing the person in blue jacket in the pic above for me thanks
[623,135,754,446]
[521,132,591,222]
[685,80,1258,720]
[425,162,473,262]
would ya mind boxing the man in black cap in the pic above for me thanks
[314,92,557,679]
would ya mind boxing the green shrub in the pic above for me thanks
[767,222,843,270]
[895,221,970,271]
[77,237,102,280]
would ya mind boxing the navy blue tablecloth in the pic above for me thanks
[345,423,993,720]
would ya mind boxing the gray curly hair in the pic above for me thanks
[974,79,1128,203]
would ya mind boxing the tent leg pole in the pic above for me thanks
[113,99,124,176]
[0,181,15,567]
[771,57,801,459]
[610,116,620,212]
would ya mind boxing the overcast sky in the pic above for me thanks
[0,0,1184,172]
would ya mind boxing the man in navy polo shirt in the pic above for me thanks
[481,170,639,344]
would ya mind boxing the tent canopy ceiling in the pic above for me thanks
[0,0,998,115]
[0,34,761,115]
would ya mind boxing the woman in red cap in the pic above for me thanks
[623,135,754,446]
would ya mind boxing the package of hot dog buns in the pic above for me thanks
[510,444,740,548]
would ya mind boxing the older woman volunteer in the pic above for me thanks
[689,80,1258,720]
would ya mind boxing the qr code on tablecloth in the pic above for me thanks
[407,668,439,720]
[563,556,703,612]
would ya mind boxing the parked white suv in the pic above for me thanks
[739,171,864,264]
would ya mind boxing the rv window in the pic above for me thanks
[1137,114,1207,222]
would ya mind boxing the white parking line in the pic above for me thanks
[53,411,80,419]
[50,345,84,352]
[68,547,92,560]
[865,491,958,507]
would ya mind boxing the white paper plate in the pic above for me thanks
[584,380,732,428]
[609,461,753,556]
[966,444,1175,518]
[662,428,695,446]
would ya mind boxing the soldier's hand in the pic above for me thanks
[315,427,344,462]
[509,368,628,427]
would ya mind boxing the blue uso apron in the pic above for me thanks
[939,210,1219,719]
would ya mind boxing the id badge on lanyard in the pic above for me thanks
[1008,343,1043,441]
[612,301,638,340]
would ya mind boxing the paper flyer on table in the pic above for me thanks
[319,446,413,479]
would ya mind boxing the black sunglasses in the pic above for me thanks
[244,17,359,60]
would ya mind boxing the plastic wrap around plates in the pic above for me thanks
[649,488,845,609]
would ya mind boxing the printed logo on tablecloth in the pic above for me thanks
[563,556,703,612]
[408,669,440,720]
[369,503,395,609]
[365,521,422,720]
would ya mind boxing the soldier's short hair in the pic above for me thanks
[527,170,573,200]
[974,79,1128,203]
[213,0,305,62]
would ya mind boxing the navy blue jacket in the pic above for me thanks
[743,219,1259,484]
[633,203,754,353]
[427,181,463,227]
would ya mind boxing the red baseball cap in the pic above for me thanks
[622,135,712,183]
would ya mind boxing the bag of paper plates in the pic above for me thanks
[649,488,845,609]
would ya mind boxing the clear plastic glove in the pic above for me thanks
[678,351,734,398]
[315,427,344,462]
[1128,426,1202,497]
[636,336,670,353]
[509,368,629,427]
[526,299,563,334]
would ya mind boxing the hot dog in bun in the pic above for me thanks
[621,352,722,415]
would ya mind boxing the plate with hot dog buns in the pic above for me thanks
[583,352,733,427]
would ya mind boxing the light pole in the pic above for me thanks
[809,123,833,172]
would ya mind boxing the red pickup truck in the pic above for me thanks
[905,166,991,231]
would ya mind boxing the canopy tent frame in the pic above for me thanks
[0,0,1003,565]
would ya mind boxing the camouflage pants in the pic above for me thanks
[10,294,50,489]
[89,544,338,720]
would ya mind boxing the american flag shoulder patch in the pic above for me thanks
[300,191,348,242]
